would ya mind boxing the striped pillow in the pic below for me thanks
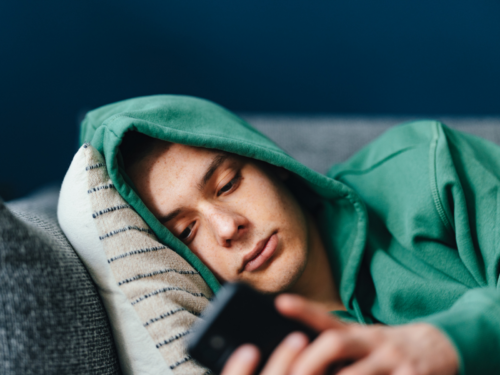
[58,143,212,375]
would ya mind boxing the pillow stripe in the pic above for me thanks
[117,269,200,286]
[156,330,191,349]
[131,287,211,305]
[92,204,131,218]
[86,162,105,171]
[88,183,115,194]
[170,356,193,370]
[98,226,154,240]
[144,308,200,327]
[106,245,168,263]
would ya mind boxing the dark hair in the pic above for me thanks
[120,131,171,170]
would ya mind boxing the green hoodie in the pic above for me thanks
[81,95,500,375]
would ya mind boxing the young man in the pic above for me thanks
[82,95,500,375]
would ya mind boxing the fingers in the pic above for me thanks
[220,333,308,375]
[220,345,260,375]
[275,294,346,332]
[290,329,370,375]
[260,332,309,375]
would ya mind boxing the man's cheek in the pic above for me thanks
[191,244,237,281]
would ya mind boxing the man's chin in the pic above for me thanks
[230,250,308,295]
[245,268,304,295]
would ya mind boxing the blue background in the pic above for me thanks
[1,0,500,199]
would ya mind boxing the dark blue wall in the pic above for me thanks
[1,0,500,199]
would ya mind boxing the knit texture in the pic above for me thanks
[1,188,121,375]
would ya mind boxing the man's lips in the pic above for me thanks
[241,233,278,272]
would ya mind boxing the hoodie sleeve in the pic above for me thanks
[421,288,500,375]
[331,121,500,375]
[417,124,500,375]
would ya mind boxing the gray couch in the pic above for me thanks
[2,117,500,374]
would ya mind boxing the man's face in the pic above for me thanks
[127,143,311,293]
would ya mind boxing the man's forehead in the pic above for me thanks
[158,143,231,171]
[144,144,235,221]
[145,143,234,189]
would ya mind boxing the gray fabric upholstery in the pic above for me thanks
[245,116,500,173]
[1,186,121,375]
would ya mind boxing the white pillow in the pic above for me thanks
[58,143,213,375]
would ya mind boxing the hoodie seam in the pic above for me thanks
[429,122,454,233]
[342,190,369,324]
[333,146,417,180]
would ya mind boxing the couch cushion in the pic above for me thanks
[1,187,121,374]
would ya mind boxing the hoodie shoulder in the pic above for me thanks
[327,120,443,178]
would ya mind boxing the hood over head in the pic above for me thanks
[80,95,368,317]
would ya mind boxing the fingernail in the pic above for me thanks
[276,294,301,311]
[278,294,299,305]
[285,332,308,349]
[234,345,258,362]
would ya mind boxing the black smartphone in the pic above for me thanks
[187,282,318,374]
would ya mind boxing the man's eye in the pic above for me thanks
[219,180,234,194]
[179,222,194,240]
[217,173,241,197]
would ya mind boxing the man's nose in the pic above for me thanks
[207,208,248,247]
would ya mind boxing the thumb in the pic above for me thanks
[275,294,346,332]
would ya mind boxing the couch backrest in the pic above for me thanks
[0,187,121,375]
[246,116,500,173]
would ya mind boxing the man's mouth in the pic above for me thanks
[240,232,279,272]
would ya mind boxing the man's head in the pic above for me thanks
[122,132,314,294]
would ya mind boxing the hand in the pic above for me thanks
[221,294,459,375]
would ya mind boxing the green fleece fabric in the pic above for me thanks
[81,95,500,375]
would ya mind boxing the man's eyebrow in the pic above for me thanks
[198,153,230,191]
[157,208,183,224]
